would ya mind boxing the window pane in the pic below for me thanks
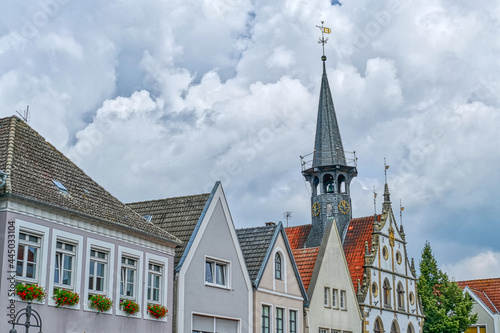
[64,255,72,270]
[26,263,35,278]
[27,247,37,263]
[97,263,105,277]
[216,263,225,286]
[205,262,213,283]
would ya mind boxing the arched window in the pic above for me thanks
[275,253,282,280]
[407,323,414,333]
[373,317,383,333]
[383,279,391,307]
[397,282,405,309]
[390,321,400,333]
[337,174,346,193]
[323,174,334,193]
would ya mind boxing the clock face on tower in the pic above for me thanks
[338,200,350,214]
[312,202,321,216]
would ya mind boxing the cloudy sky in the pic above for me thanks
[1,0,499,281]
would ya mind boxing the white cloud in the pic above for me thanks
[444,251,500,281]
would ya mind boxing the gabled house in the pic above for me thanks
[457,278,500,333]
[0,116,180,332]
[236,222,308,333]
[128,181,253,333]
[286,220,362,333]
[343,184,424,333]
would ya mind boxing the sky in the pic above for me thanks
[1,0,499,281]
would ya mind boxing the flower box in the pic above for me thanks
[147,304,168,319]
[16,283,46,302]
[53,289,80,307]
[120,299,140,316]
[89,295,113,313]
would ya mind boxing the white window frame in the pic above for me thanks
[144,253,169,322]
[204,256,231,289]
[84,238,115,313]
[289,309,298,333]
[262,303,272,333]
[116,246,143,318]
[332,288,338,308]
[324,287,331,307]
[340,290,347,310]
[48,229,83,308]
[120,256,138,298]
[14,220,49,296]
[276,307,284,333]
[88,248,108,294]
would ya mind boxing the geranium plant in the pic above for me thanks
[120,299,140,316]
[53,288,79,307]
[16,283,46,302]
[89,295,113,313]
[147,304,168,319]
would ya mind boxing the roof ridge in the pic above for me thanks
[128,192,210,205]
[4,116,18,193]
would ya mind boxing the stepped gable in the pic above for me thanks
[0,116,180,245]
[457,278,500,313]
[236,224,277,283]
[127,192,210,267]
[343,215,380,292]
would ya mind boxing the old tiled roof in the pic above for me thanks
[292,247,319,291]
[285,224,311,250]
[456,278,500,314]
[0,116,180,245]
[236,224,277,283]
[127,193,210,267]
[343,215,380,293]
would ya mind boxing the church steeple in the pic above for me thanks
[313,61,346,168]
[301,23,357,247]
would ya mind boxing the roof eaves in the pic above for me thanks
[175,181,219,273]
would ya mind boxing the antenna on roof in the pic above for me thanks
[284,211,292,228]
[16,105,30,124]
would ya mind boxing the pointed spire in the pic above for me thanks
[383,159,391,211]
[312,60,346,168]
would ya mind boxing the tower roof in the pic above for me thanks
[312,61,346,167]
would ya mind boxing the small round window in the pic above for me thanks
[409,291,415,305]
[382,246,389,260]
[396,251,402,264]
[372,282,379,297]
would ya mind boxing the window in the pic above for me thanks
[407,323,414,333]
[262,305,270,333]
[289,310,297,333]
[17,231,41,281]
[324,287,331,307]
[396,251,402,264]
[390,321,400,333]
[89,249,108,293]
[340,290,347,309]
[409,291,415,305]
[382,246,389,260]
[397,283,405,309]
[205,259,229,288]
[54,241,75,288]
[276,307,283,333]
[374,318,383,333]
[332,288,338,308]
[319,329,329,333]
[372,283,379,297]
[121,256,137,298]
[148,262,162,303]
[275,253,282,280]
[383,279,391,307]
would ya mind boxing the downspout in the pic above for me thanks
[0,170,7,189]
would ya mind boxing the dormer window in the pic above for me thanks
[275,253,282,280]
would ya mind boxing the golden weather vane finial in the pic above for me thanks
[316,21,331,61]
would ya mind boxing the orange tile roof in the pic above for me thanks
[343,215,380,293]
[285,225,312,250]
[292,247,319,291]
[456,278,500,314]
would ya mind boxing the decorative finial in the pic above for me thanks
[383,159,391,211]
[316,21,331,61]
[373,186,377,219]
[400,199,404,227]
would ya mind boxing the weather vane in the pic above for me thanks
[316,21,331,61]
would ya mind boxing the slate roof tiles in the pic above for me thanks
[236,224,277,283]
[0,116,180,245]
[127,193,210,267]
